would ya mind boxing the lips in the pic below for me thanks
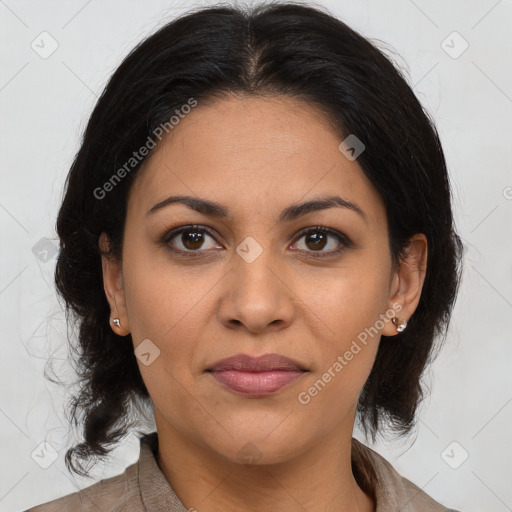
[206,353,308,397]
[208,353,307,372]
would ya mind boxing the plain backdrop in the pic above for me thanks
[1,0,511,511]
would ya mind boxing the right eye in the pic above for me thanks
[162,224,224,256]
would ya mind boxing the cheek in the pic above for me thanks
[121,243,229,404]
[296,255,389,403]
[300,252,390,341]
[296,284,382,426]
[123,241,212,341]
[123,253,208,429]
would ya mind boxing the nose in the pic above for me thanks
[216,245,296,334]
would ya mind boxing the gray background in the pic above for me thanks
[1,0,511,511]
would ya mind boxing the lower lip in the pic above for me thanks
[209,369,306,397]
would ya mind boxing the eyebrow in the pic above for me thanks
[147,194,367,224]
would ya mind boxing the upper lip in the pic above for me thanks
[207,353,307,372]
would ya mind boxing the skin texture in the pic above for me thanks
[100,94,427,512]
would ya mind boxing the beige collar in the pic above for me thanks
[137,432,450,512]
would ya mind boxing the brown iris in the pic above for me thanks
[180,229,205,250]
[304,231,328,251]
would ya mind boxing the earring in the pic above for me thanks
[392,317,407,333]
[112,318,121,328]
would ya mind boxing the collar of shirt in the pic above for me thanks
[137,432,452,512]
[25,431,455,511]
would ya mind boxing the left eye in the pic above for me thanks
[291,226,348,256]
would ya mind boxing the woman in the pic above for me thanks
[26,2,464,511]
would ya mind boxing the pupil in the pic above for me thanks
[306,232,326,250]
[183,230,203,250]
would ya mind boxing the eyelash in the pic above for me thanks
[160,224,352,259]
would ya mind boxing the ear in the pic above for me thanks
[99,232,131,336]
[382,233,428,337]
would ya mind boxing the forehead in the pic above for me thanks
[128,94,386,228]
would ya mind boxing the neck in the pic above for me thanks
[154,411,375,512]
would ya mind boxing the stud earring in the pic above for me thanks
[392,317,407,333]
[112,318,121,328]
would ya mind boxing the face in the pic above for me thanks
[101,94,426,466]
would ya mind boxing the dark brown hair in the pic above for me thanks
[53,1,464,476]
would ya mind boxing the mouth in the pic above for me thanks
[206,353,308,397]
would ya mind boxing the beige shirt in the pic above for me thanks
[25,433,460,512]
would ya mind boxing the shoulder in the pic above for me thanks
[24,457,142,512]
[397,473,463,512]
[351,438,464,512]
[25,432,187,512]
